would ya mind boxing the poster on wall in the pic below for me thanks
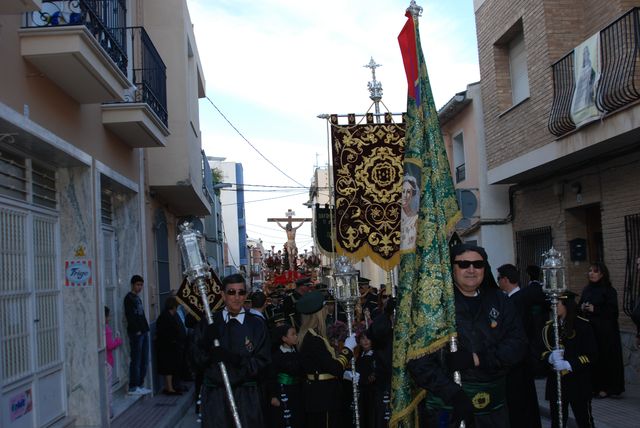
[570,33,601,128]
[10,388,32,422]
[65,259,93,287]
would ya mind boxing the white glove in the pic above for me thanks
[343,370,361,383]
[344,333,357,352]
[553,359,572,372]
[548,349,564,365]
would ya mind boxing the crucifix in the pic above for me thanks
[267,209,312,272]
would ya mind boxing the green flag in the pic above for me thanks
[390,6,461,427]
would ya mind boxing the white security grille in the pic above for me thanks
[102,227,120,384]
[1,207,60,385]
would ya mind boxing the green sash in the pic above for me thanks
[277,372,299,385]
[425,377,506,416]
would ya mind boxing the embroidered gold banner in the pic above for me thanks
[331,114,405,270]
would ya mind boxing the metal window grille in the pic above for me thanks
[1,208,31,383]
[0,151,28,201]
[515,226,553,286]
[102,227,120,384]
[154,209,171,310]
[623,213,640,316]
[32,163,57,209]
[101,187,113,226]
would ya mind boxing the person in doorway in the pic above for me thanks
[155,296,187,395]
[123,275,151,395]
[105,306,122,418]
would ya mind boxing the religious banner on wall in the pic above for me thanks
[314,203,335,255]
[175,269,224,321]
[331,114,405,270]
[570,33,601,128]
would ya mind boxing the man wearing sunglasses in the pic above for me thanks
[196,273,271,427]
[407,244,526,428]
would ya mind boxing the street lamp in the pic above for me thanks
[541,247,567,427]
[332,256,360,428]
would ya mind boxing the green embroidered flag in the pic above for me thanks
[390,6,461,427]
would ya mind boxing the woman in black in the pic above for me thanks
[269,324,304,428]
[355,330,376,428]
[155,296,187,395]
[296,291,356,428]
[540,291,598,428]
[578,262,625,398]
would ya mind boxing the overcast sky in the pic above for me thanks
[187,0,480,262]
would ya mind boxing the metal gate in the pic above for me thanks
[515,226,553,286]
[623,213,640,316]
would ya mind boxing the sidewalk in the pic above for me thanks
[110,383,195,428]
[536,378,640,427]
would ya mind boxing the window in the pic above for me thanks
[623,213,640,316]
[515,226,552,286]
[453,132,465,183]
[508,32,530,105]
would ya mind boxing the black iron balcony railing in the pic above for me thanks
[548,7,640,137]
[25,0,128,74]
[128,27,168,126]
[456,163,466,183]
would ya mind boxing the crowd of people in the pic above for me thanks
[108,249,630,427]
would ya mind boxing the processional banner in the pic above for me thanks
[331,113,405,271]
[175,269,224,321]
[390,9,461,427]
[314,203,335,256]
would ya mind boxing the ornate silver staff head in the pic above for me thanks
[541,247,567,296]
[177,221,211,284]
[333,256,359,304]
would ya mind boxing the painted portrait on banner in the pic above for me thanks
[570,33,600,128]
[400,161,421,252]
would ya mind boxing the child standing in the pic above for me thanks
[269,324,304,428]
[105,306,123,418]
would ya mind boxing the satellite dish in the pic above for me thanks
[456,189,478,218]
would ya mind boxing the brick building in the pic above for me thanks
[473,0,640,379]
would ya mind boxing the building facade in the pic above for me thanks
[474,0,640,377]
[0,1,208,426]
[439,82,515,271]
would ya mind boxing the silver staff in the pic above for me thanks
[177,222,242,428]
[541,247,567,428]
[333,256,361,428]
[449,336,465,428]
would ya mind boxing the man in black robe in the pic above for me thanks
[196,273,271,427]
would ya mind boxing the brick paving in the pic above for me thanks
[536,378,640,427]
[111,383,194,428]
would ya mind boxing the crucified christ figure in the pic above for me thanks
[276,220,306,271]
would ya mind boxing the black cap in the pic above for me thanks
[560,290,578,301]
[295,277,312,288]
[358,277,371,285]
[295,290,325,314]
[271,312,285,324]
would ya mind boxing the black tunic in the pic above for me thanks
[356,350,376,428]
[155,309,187,376]
[578,280,625,395]
[196,311,271,428]
[268,346,304,428]
[539,317,598,428]
[407,286,527,420]
[368,313,393,428]
[299,328,352,428]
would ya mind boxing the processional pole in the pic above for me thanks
[333,256,362,428]
[177,223,242,428]
[541,247,568,427]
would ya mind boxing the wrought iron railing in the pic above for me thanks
[455,163,466,183]
[24,0,128,74]
[128,27,168,126]
[549,8,640,137]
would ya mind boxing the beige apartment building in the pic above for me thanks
[439,82,515,271]
[473,0,640,366]
[0,0,208,426]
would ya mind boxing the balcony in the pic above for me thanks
[549,8,640,137]
[0,0,42,14]
[102,27,168,148]
[19,0,131,104]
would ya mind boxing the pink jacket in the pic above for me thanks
[105,324,123,367]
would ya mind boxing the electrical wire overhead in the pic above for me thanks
[205,96,307,188]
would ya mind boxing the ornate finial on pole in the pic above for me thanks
[407,0,423,18]
[364,57,383,122]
